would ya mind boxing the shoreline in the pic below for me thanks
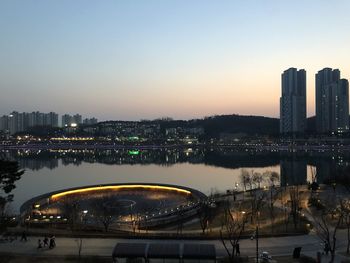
[2,142,350,152]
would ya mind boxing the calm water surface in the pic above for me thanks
[2,148,347,212]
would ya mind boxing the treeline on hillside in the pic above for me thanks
[155,114,317,137]
[13,114,320,138]
[155,114,280,137]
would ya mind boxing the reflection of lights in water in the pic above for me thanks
[51,184,191,200]
[128,150,140,155]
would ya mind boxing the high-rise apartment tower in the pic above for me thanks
[280,68,307,134]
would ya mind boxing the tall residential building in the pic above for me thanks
[280,158,307,186]
[73,114,82,124]
[62,113,83,126]
[280,68,306,134]
[83,117,98,125]
[0,111,59,134]
[0,115,9,132]
[62,114,73,127]
[44,112,59,127]
[316,68,349,133]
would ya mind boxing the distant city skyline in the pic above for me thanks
[0,110,98,134]
[1,1,350,120]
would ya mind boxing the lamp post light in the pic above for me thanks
[256,224,259,263]
[81,210,88,226]
[256,211,260,263]
[241,211,246,231]
[129,204,134,221]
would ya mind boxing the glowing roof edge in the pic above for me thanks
[51,184,191,199]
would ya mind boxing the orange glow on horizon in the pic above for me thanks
[50,184,192,200]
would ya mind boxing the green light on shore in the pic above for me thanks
[128,150,140,155]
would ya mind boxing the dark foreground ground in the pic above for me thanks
[0,254,328,263]
[0,255,110,263]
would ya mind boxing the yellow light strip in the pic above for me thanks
[51,185,191,199]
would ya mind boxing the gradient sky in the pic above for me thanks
[1,0,350,121]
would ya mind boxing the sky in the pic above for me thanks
[1,0,350,121]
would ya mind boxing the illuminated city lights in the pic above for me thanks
[51,184,192,200]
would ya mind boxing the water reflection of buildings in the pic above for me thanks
[280,157,307,186]
[280,152,350,186]
[1,150,59,170]
[18,158,59,170]
[2,148,279,171]
[2,149,350,187]
[313,154,350,183]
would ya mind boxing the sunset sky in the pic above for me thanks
[1,0,350,121]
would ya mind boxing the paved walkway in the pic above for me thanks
[0,234,325,258]
[2,186,350,262]
[2,234,350,262]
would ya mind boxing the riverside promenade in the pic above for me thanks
[0,233,331,258]
[3,231,350,262]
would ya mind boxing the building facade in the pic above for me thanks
[280,68,307,134]
[316,68,349,133]
[0,111,58,134]
[62,114,87,126]
[83,117,98,125]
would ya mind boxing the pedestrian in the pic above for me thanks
[49,237,54,249]
[52,235,56,247]
[37,239,43,249]
[324,242,330,255]
[49,236,56,249]
[20,231,27,242]
[236,242,240,256]
[251,231,256,240]
[43,236,49,247]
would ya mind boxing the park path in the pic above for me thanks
[2,187,350,262]
[0,234,322,258]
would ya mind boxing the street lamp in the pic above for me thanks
[241,211,246,231]
[256,211,260,263]
[81,210,88,226]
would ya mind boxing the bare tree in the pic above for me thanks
[312,204,343,263]
[91,194,118,232]
[265,171,280,233]
[220,202,246,263]
[61,198,80,231]
[240,170,266,224]
[289,185,301,229]
[249,186,266,225]
[60,198,84,260]
[198,200,214,234]
[252,171,263,189]
[176,208,185,235]
[339,199,350,254]
[240,169,250,192]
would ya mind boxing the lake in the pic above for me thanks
[1,147,348,213]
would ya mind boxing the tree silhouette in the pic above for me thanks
[92,194,119,232]
[0,160,24,216]
[220,201,246,263]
